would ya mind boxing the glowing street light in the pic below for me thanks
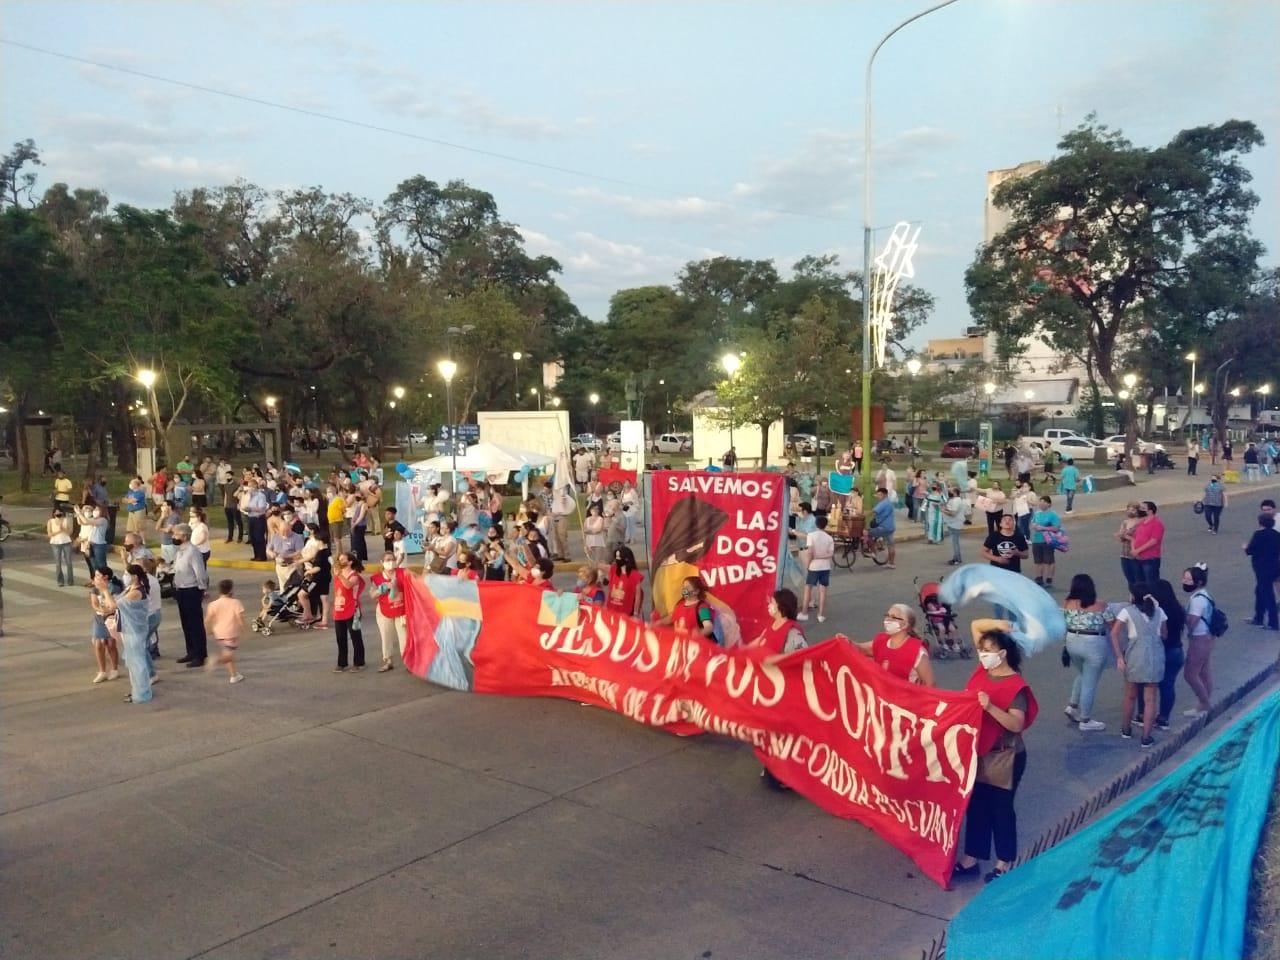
[530,386,541,411]
[512,351,523,403]
[1023,389,1035,435]
[438,359,459,481]
[551,396,562,409]
[721,353,742,461]
[136,368,157,389]
[392,385,405,400]
[1123,373,1138,390]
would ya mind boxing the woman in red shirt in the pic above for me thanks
[656,576,716,640]
[952,619,1039,884]
[331,551,366,673]
[851,603,935,686]
[370,552,406,673]
[606,546,645,618]
[745,589,806,655]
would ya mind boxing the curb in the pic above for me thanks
[207,558,276,571]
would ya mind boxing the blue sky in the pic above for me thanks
[2,0,1277,345]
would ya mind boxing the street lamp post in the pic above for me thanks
[860,0,960,497]
[512,352,523,404]
[905,357,921,461]
[589,392,600,436]
[438,360,458,486]
[659,378,669,430]
[1186,352,1197,432]
[1023,389,1035,436]
[530,387,541,411]
[721,353,741,468]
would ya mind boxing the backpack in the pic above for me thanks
[1194,590,1229,638]
[702,602,742,648]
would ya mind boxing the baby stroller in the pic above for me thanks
[252,569,309,636]
[917,580,967,660]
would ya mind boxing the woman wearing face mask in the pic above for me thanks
[575,566,607,605]
[848,603,935,686]
[655,576,716,640]
[1115,503,1142,587]
[370,551,407,673]
[301,525,332,629]
[923,482,945,544]
[582,503,607,570]
[331,551,366,672]
[189,507,211,569]
[1111,581,1167,747]
[1201,475,1227,534]
[606,546,645,618]
[745,589,807,655]
[88,566,122,684]
[952,620,1038,883]
[1181,563,1216,717]
[113,564,155,704]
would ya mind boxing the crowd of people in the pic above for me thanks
[40,437,1280,889]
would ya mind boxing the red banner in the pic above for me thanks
[647,471,786,642]
[403,574,984,888]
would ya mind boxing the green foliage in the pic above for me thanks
[966,116,1265,399]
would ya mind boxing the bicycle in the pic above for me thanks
[832,528,890,567]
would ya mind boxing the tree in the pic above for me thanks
[966,117,1265,450]
[0,139,42,209]
[0,206,76,490]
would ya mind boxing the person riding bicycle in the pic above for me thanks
[865,487,897,570]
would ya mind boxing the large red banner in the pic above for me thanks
[646,471,787,642]
[402,575,984,888]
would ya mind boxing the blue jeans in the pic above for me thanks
[1157,645,1185,722]
[52,542,75,585]
[1066,633,1110,720]
[89,542,108,572]
[1017,515,1031,540]
[1138,557,1161,584]
[1064,489,1076,511]
[1120,557,1141,588]
[948,528,962,562]
[147,611,162,667]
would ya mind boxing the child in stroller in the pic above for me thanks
[251,572,309,636]
[918,581,966,659]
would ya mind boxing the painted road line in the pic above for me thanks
[2,567,77,595]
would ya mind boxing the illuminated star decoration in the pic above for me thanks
[869,221,921,369]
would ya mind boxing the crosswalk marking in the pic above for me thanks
[2,568,68,606]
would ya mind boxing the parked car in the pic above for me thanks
[652,433,692,454]
[1101,434,1165,456]
[572,433,602,451]
[940,439,979,458]
[406,431,429,445]
[1051,435,1106,459]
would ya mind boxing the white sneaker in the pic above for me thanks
[797,613,810,622]
[1182,707,1208,718]
[817,615,827,623]
[1063,704,1080,722]
[1078,719,1106,732]
[106,669,119,681]
[229,674,245,684]
[92,671,108,684]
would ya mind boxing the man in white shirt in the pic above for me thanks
[551,481,577,561]
[422,483,450,526]
[799,516,835,623]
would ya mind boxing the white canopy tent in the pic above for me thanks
[408,442,556,497]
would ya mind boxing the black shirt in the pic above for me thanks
[1246,527,1280,574]
[983,530,1028,574]
[383,520,407,552]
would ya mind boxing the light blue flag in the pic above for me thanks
[948,687,1280,960]
[938,563,1065,658]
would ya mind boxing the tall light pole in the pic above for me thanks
[983,380,996,415]
[512,351,523,404]
[721,353,741,466]
[659,378,669,430]
[1186,351,1197,431]
[905,357,921,456]
[860,0,960,496]
[438,359,458,485]
[589,392,600,436]
[1023,389,1035,436]
[530,386,541,411]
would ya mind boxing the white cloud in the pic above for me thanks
[564,186,731,221]
[730,126,960,217]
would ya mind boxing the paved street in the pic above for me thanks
[2,470,1279,960]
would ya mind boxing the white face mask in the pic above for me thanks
[382,560,395,571]
[883,619,900,634]
[978,651,1004,670]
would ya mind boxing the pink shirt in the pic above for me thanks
[1132,515,1165,560]
[205,596,246,641]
